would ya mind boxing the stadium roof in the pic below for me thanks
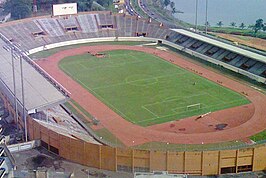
[0,38,68,114]
[171,29,266,64]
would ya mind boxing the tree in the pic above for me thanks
[77,0,93,12]
[171,7,177,14]
[36,0,109,12]
[248,24,254,30]
[163,0,171,8]
[230,22,236,28]
[205,21,210,27]
[252,19,265,34]
[170,1,175,9]
[3,0,32,20]
[170,1,176,14]
[239,23,246,29]
[217,21,223,27]
[95,0,110,7]
[263,26,266,31]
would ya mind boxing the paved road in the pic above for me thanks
[124,0,140,16]
[125,0,178,28]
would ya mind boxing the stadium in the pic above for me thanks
[0,3,266,176]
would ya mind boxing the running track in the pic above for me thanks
[36,45,266,146]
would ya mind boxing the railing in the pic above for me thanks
[7,140,40,153]
[135,0,266,57]
[60,103,122,148]
[0,33,71,98]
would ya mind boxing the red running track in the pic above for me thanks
[36,45,266,147]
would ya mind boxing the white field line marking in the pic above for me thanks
[60,66,135,122]
[136,99,246,124]
[205,92,226,104]
[139,93,208,122]
[92,72,186,90]
[171,103,208,114]
[143,92,206,108]
[77,62,87,70]
[141,106,160,118]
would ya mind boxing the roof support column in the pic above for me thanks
[11,47,19,131]
[19,55,27,142]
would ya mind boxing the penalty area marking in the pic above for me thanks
[141,106,160,118]
[137,98,246,124]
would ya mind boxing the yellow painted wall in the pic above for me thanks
[1,90,265,176]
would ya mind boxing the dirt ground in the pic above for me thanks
[36,45,266,147]
[13,147,133,178]
[212,33,266,52]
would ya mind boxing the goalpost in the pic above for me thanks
[186,103,201,111]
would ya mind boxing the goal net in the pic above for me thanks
[186,103,201,111]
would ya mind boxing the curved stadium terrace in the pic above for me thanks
[0,11,266,175]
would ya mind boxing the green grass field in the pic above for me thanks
[59,50,250,126]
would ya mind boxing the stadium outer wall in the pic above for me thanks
[8,37,266,175]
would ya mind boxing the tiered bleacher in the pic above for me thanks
[57,16,79,32]
[77,14,99,33]
[170,29,266,79]
[0,11,265,81]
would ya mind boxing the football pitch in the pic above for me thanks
[59,50,250,126]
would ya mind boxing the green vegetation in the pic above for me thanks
[132,0,189,27]
[105,1,116,13]
[135,0,266,40]
[133,141,246,151]
[70,100,94,119]
[63,101,92,127]
[30,41,151,59]
[202,26,266,39]
[239,23,246,30]
[250,130,266,142]
[217,21,224,28]
[59,50,249,126]
[4,0,113,19]
[64,100,125,147]
[94,128,125,147]
[38,40,266,145]
[4,0,32,20]
[64,102,86,121]
[252,19,266,35]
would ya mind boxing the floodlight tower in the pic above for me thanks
[195,0,198,31]
[205,0,208,34]
[33,0,37,16]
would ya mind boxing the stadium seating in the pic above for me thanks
[115,14,126,36]
[57,16,79,32]
[35,18,65,37]
[124,16,134,36]
[77,14,99,33]
[0,12,265,81]
[253,65,266,76]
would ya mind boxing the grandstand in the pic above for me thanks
[77,14,99,33]
[0,11,265,176]
[0,38,67,114]
[0,12,264,83]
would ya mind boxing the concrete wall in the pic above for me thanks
[7,140,40,153]
[0,90,266,175]
[26,117,266,175]
[28,37,157,55]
